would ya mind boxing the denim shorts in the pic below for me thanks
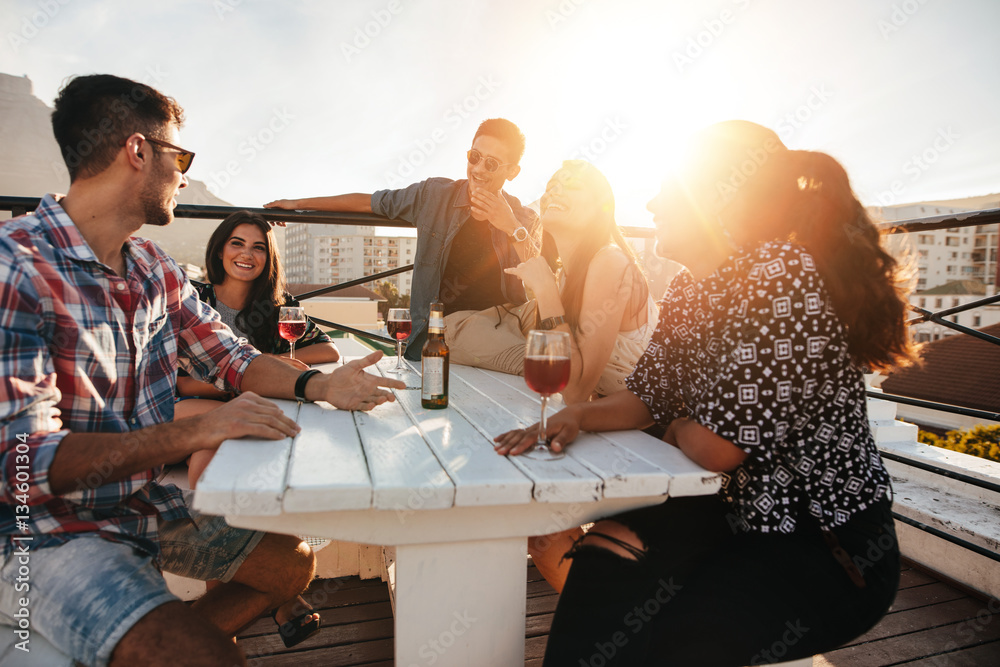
[0,494,265,666]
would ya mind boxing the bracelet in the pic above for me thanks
[294,369,321,402]
[538,315,567,330]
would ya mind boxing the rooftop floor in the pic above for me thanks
[237,559,1000,666]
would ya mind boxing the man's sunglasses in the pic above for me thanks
[144,137,196,174]
[467,149,511,173]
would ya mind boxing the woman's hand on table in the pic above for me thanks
[494,405,582,457]
[312,350,405,411]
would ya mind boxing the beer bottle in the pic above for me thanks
[421,301,449,409]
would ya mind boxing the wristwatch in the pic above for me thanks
[511,226,529,243]
[538,315,567,330]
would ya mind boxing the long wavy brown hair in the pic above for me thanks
[690,121,917,371]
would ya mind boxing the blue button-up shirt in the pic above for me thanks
[371,177,539,358]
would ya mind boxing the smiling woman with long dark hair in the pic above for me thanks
[176,211,340,478]
[173,210,339,648]
[495,121,918,665]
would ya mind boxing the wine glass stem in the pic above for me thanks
[396,341,403,367]
[537,395,549,447]
[290,340,296,360]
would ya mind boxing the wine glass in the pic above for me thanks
[522,330,571,461]
[386,308,411,373]
[278,306,306,360]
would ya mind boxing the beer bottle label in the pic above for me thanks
[422,357,445,398]
[428,314,444,333]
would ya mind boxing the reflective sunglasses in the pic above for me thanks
[145,137,196,174]
[467,149,511,173]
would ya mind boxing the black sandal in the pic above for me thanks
[271,608,321,648]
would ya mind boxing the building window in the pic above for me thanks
[918,298,926,308]
[918,234,935,245]
[945,236,959,246]
[974,315,982,327]
[934,298,942,308]
[952,298,960,307]
[946,266,955,274]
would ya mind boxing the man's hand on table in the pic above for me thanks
[194,392,302,449]
[308,350,405,410]
[494,404,582,457]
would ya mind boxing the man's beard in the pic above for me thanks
[140,162,174,228]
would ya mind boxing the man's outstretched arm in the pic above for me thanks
[264,193,372,213]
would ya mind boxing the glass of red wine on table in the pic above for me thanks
[522,330,571,461]
[278,306,307,360]
[387,308,411,373]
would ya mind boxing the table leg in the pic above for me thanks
[394,537,527,667]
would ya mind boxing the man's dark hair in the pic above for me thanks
[51,74,185,181]
[473,118,526,163]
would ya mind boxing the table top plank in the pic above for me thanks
[389,386,534,508]
[194,399,300,517]
[450,366,604,504]
[283,402,373,512]
[597,429,723,498]
[354,397,455,512]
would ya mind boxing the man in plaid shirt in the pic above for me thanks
[0,74,403,666]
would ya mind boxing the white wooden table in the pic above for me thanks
[194,344,721,666]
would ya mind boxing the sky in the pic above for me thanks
[2,0,999,230]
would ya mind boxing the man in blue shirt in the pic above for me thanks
[266,119,541,358]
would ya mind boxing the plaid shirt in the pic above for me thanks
[0,194,259,558]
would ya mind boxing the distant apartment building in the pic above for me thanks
[909,280,1000,343]
[284,223,417,296]
[873,200,999,293]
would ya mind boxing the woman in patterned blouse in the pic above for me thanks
[495,121,917,665]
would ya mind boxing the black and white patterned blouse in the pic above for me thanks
[626,242,891,533]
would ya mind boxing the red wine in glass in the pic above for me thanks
[522,330,572,461]
[279,321,307,341]
[387,308,411,372]
[387,319,411,341]
[278,306,306,360]
[524,356,571,395]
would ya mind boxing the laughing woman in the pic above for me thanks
[495,121,917,665]
[503,161,657,592]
